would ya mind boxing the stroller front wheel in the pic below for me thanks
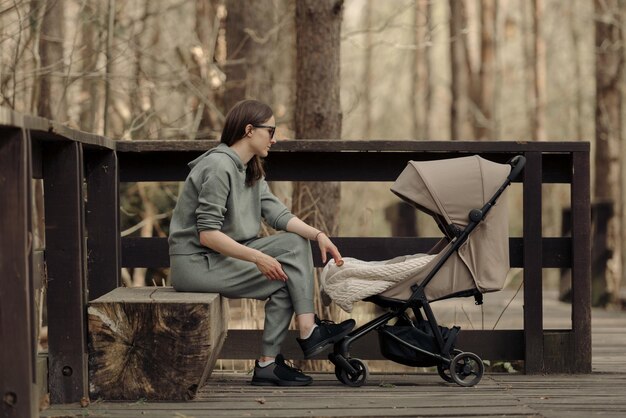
[450,352,484,387]
[438,349,463,383]
[336,358,369,387]
[437,363,454,383]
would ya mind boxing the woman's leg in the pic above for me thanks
[170,233,316,357]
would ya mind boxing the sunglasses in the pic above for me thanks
[253,125,276,139]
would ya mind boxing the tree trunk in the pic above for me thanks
[79,0,102,133]
[37,0,66,121]
[449,0,472,140]
[594,0,623,305]
[476,0,496,140]
[293,0,343,235]
[224,0,276,112]
[192,0,224,137]
[531,0,546,141]
[412,0,431,140]
[363,0,373,138]
[88,288,229,400]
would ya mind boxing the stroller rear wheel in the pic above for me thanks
[336,358,369,387]
[450,352,484,387]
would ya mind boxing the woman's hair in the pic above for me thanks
[220,99,273,187]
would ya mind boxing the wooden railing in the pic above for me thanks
[0,107,591,418]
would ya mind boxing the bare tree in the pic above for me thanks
[224,0,276,112]
[37,0,67,121]
[79,0,103,133]
[188,0,224,137]
[530,0,547,141]
[594,0,623,305]
[476,0,496,140]
[449,0,472,140]
[411,0,431,140]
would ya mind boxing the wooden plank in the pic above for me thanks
[0,106,46,130]
[43,141,88,404]
[118,149,573,183]
[115,139,589,153]
[121,236,572,269]
[84,149,120,300]
[0,127,37,418]
[32,251,45,290]
[220,329,523,360]
[542,330,576,373]
[48,120,115,150]
[31,137,43,179]
[23,129,38,384]
[522,152,544,373]
[570,151,591,372]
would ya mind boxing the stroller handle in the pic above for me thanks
[506,155,526,182]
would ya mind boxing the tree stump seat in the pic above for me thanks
[87,287,228,400]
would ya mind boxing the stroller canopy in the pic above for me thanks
[388,155,512,296]
[390,155,511,227]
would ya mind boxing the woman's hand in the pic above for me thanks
[254,252,288,281]
[317,233,344,266]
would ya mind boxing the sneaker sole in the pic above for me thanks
[250,378,312,387]
[303,326,354,359]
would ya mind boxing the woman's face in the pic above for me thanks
[247,116,276,158]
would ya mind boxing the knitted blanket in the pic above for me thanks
[319,253,437,313]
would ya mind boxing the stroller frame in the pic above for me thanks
[328,155,526,387]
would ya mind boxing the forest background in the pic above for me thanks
[1,0,624,369]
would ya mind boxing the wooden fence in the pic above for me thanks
[0,107,591,418]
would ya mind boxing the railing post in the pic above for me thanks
[0,127,37,418]
[44,141,88,403]
[523,151,544,373]
[85,149,120,300]
[571,150,592,372]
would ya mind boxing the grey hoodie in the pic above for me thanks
[168,143,295,255]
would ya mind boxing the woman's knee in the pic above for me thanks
[279,232,310,254]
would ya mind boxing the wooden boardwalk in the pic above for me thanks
[40,294,626,418]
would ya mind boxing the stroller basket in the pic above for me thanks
[378,322,460,367]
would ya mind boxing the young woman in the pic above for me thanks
[168,99,354,386]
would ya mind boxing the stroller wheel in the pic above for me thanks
[437,364,454,383]
[438,349,463,383]
[450,352,484,387]
[337,358,369,387]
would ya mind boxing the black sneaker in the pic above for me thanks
[250,354,313,386]
[297,316,356,359]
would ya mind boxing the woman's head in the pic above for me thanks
[221,100,274,186]
[221,100,274,146]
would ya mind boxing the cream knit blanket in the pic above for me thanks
[319,253,437,313]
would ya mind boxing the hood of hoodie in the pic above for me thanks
[188,143,246,172]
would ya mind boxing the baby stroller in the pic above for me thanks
[325,155,526,387]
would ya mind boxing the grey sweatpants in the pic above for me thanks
[170,232,315,357]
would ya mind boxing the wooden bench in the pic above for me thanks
[87,287,228,400]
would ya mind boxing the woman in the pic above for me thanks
[168,99,355,386]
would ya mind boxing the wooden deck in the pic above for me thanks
[40,294,626,418]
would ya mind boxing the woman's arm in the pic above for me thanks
[285,217,343,265]
[199,230,288,281]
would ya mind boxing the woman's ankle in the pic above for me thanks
[296,313,316,338]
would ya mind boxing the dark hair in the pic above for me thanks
[220,100,273,187]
